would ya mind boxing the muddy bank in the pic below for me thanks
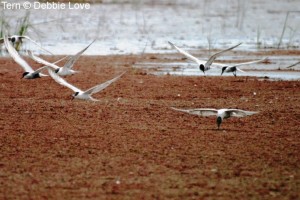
[0,55,299,199]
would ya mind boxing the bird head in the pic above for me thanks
[72,92,79,100]
[199,64,205,74]
[21,72,29,79]
[54,68,59,73]
[221,67,227,75]
[9,35,21,43]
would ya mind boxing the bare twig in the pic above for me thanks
[286,61,300,68]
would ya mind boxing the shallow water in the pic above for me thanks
[1,0,299,80]
[1,0,300,55]
[134,62,300,80]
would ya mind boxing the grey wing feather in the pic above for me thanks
[84,71,126,95]
[47,68,82,93]
[234,58,267,67]
[27,51,59,70]
[4,34,34,73]
[171,107,218,116]
[62,39,96,69]
[205,43,242,68]
[226,109,259,117]
[168,41,202,65]
[22,36,53,55]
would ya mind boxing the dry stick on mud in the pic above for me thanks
[277,11,300,48]
[286,61,300,68]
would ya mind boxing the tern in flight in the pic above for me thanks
[47,68,126,101]
[28,40,95,77]
[171,107,258,130]
[168,41,242,74]
[221,58,267,76]
[0,35,53,55]
[4,33,49,79]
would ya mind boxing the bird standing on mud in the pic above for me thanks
[221,58,267,76]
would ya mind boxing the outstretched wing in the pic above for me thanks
[28,51,59,70]
[22,36,53,55]
[206,43,242,68]
[48,68,82,93]
[62,39,96,70]
[234,58,267,67]
[169,41,203,65]
[171,107,218,117]
[4,33,34,73]
[84,71,126,95]
[225,109,259,118]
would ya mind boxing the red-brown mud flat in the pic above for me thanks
[0,54,299,199]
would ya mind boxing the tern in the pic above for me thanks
[28,40,95,77]
[47,68,126,101]
[3,33,49,79]
[171,107,258,129]
[168,41,242,74]
[221,58,267,76]
[0,35,53,55]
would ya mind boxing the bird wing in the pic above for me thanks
[4,34,34,73]
[62,39,96,70]
[171,107,218,116]
[236,67,246,73]
[225,109,259,118]
[84,71,126,95]
[28,51,59,70]
[205,43,242,68]
[31,66,48,76]
[47,68,82,93]
[168,41,202,65]
[22,36,53,55]
[234,58,267,67]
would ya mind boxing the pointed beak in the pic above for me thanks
[71,96,74,100]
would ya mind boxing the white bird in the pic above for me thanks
[171,107,258,129]
[221,58,267,76]
[168,41,242,74]
[47,68,126,101]
[3,33,49,79]
[28,40,95,77]
[0,35,53,55]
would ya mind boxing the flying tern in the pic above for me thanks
[171,107,258,129]
[168,41,242,74]
[47,68,126,101]
[28,40,95,77]
[221,58,267,76]
[4,33,49,79]
[0,35,53,55]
